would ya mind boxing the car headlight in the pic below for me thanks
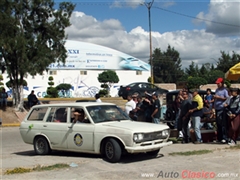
[161,130,169,137]
[133,133,144,143]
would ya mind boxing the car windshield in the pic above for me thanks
[86,105,129,123]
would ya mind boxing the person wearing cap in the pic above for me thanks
[151,92,161,124]
[188,89,204,144]
[225,88,240,146]
[214,77,229,143]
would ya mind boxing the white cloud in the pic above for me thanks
[66,9,240,70]
[194,1,240,36]
[111,0,144,8]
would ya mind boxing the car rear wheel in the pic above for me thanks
[34,136,51,155]
[104,138,122,163]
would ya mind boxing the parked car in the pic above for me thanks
[118,82,168,99]
[163,90,215,129]
[19,102,172,163]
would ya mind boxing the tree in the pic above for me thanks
[187,77,207,89]
[56,83,72,97]
[98,70,119,96]
[216,51,240,73]
[185,62,199,77]
[152,45,184,83]
[45,76,58,98]
[0,0,75,110]
[48,76,54,87]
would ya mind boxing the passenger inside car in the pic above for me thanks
[53,108,66,122]
[71,108,90,123]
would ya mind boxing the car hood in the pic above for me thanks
[102,120,169,132]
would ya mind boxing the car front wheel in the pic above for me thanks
[104,138,122,163]
[34,136,51,155]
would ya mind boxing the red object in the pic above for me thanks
[215,77,224,84]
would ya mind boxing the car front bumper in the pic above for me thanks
[125,141,173,153]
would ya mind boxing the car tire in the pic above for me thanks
[34,136,51,155]
[165,108,175,120]
[104,138,122,163]
[146,149,160,156]
[167,122,175,129]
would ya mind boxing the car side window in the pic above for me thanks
[27,107,48,121]
[46,107,67,123]
[141,83,146,88]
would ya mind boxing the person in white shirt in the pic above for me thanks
[95,93,102,102]
[125,95,136,115]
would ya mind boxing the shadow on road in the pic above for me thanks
[14,150,165,163]
[118,153,164,164]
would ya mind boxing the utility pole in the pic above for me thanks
[143,0,154,84]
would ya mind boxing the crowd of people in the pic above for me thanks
[124,77,240,146]
[124,91,161,124]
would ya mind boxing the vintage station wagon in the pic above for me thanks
[19,102,172,163]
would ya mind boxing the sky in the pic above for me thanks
[56,0,240,70]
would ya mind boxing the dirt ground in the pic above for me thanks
[1,107,21,124]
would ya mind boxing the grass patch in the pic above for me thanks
[227,144,240,150]
[4,163,69,175]
[169,149,213,156]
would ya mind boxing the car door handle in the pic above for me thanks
[43,125,47,127]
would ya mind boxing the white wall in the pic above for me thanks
[2,70,150,98]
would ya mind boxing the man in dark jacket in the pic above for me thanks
[151,92,161,124]
[179,91,192,143]
[28,90,40,108]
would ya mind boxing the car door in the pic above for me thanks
[66,107,95,152]
[40,107,68,149]
[20,107,49,144]
[148,83,159,94]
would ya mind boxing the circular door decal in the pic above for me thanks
[74,133,83,146]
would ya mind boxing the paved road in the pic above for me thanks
[1,127,240,180]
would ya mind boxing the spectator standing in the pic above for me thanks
[214,78,229,143]
[151,92,161,124]
[202,101,214,129]
[0,88,8,107]
[189,89,204,144]
[133,96,145,121]
[205,88,214,108]
[226,88,240,146]
[175,90,184,139]
[174,90,183,130]
[179,91,192,143]
[27,90,40,108]
[142,92,153,122]
[124,94,136,115]
[95,93,102,102]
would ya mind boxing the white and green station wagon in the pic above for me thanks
[19,102,172,163]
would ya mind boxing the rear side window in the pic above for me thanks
[27,108,48,121]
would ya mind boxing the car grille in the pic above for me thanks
[143,131,163,141]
